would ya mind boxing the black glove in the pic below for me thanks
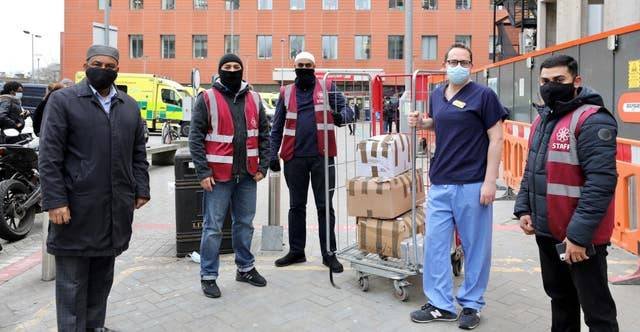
[332,111,343,127]
[269,159,281,172]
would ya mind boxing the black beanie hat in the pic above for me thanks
[218,54,243,72]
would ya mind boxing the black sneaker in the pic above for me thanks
[201,279,221,298]
[458,308,480,330]
[275,251,307,267]
[322,255,344,273]
[410,304,458,323]
[236,268,267,287]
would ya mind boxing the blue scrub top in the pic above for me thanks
[428,81,508,185]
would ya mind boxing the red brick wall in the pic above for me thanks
[63,0,500,86]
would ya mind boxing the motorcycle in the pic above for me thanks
[0,130,41,241]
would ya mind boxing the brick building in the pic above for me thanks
[62,0,502,90]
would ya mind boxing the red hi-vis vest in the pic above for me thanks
[279,79,337,161]
[203,88,261,182]
[530,104,615,244]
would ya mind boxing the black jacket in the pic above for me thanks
[39,79,150,256]
[514,86,618,246]
[0,94,25,131]
[32,93,52,136]
[189,79,270,181]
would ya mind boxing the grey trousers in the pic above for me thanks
[55,255,115,332]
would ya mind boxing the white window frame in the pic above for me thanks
[161,35,176,59]
[258,0,272,10]
[289,35,305,58]
[290,0,305,10]
[355,0,370,10]
[257,35,273,59]
[162,0,175,10]
[421,35,437,60]
[129,34,143,58]
[322,35,338,60]
[193,35,208,59]
[388,35,404,60]
[354,35,371,60]
[193,0,208,10]
[130,0,143,10]
[323,0,338,10]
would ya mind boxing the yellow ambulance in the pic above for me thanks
[75,72,195,135]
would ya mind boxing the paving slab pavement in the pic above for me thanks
[1,130,640,331]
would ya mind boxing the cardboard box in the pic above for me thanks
[357,207,425,258]
[356,133,411,180]
[347,169,425,219]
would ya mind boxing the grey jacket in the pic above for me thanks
[189,79,270,181]
[39,79,150,256]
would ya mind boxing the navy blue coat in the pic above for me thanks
[514,87,618,246]
[39,79,150,256]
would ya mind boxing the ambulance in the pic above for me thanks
[75,72,195,136]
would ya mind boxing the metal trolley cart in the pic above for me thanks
[319,70,463,301]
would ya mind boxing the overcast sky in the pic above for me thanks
[0,0,64,74]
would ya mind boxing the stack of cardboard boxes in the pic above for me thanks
[347,134,426,258]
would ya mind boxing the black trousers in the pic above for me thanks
[536,236,619,332]
[55,255,116,332]
[283,156,336,256]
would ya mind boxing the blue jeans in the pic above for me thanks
[200,175,256,280]
[422,182,493,313]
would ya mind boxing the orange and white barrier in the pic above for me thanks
[502,121,640,284]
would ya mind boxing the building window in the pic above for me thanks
[322,36,338,60]
[92,23,117,47]
[289,35,305,58]
[162,0,175,10]
[193,35,208,59]
[129,35,143,58]
[290,0,305,10]
[388,35,404,59]
[421,35,437,60]
[257,35,272,59]
[130,0,143,10]
[422,0,436,10]
[323,0,338,10]
[258,0,272,10]
[354,35,371,60]
[456,0,471,10]
[225,0,239,10]
[161,35,175,59]
[194,0,207,9]
[455,35,472,48]
[224,35,239,54]
[389,0,404,9]
[355,0,370,10]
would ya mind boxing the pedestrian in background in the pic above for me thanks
[189,54,271,299]
[39,45,150,332]
[269,51,353,273]
[383,96,394,133]
[515,54,619,331]
[33,82,64,136]
[0,81,26,139]
[408,43,507,330]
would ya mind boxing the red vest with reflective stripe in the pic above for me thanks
[530,104,615,244]
[279,79,337,161]
[203,88,261,182]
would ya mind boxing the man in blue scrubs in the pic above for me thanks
[408,43,507,330]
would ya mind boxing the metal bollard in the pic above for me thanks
[41,213,55,281]
[261,170,284,251]
[268,171,281,226]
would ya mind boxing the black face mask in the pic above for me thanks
[86,67,118,91]
[219,69,243,93]
[540,81,576,110]
[295,68,316,90]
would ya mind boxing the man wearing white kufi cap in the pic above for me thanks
[269,51,353,272]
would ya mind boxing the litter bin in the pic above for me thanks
[174,148,233,257]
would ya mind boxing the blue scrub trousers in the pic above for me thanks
[423,182,493,313]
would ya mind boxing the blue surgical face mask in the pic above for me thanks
[446,64,470,85]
